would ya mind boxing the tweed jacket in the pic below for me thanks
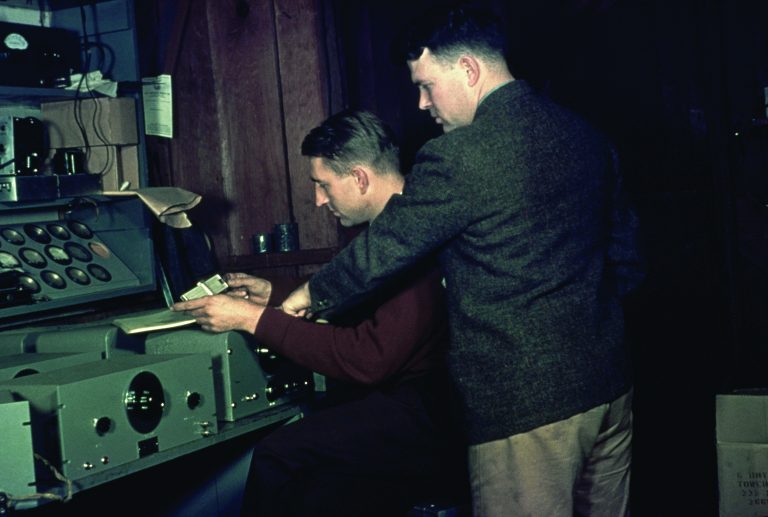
[309,80,643,444]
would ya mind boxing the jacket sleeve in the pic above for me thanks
[266,276,305,305]
[253,270,447,384]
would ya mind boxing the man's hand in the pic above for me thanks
[172,294,265,334]
[224,273,272,305]
[280,281,312,317]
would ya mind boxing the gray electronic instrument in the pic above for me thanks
[0,352,102,380]
[0,324,142,358]
[144,329,313,422]
[0,354,218,486]
[0,329,37,355]
[32,324,143,357]
[0,198,156,326]
[0,391,36,498]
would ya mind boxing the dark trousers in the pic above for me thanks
[239,378,468,517]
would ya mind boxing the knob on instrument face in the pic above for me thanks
[23,224,50,244]
[1,228,24,245]
[94,416,113,436]
[67,221,93,239]
[125,372,165,434]
[186,391,201,410]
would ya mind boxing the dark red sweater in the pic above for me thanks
[253,268,449,387]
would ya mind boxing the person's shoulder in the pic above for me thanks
[414,130,466,165]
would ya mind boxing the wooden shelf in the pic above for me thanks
[220,248,339,271]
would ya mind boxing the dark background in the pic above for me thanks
[323,1,768,515]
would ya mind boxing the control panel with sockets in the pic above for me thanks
[0,219,142,311]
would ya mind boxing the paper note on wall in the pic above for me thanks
[142,74,173,138]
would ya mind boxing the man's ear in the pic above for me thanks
[350,167,370,194]
[459,55,481,87]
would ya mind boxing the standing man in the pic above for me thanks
[281,6,644,517]
[173,110,467,517]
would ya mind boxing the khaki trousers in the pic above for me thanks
[468,390,633,517]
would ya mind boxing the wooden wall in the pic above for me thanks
[137,0,341,271]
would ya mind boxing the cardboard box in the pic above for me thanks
[41,97,138,148]
[117,144,140,190]
[716,390,768,516]
[40,97,141,192]
[98,144,140,191]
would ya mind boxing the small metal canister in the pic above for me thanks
[274,222,299,252]
[252,232,273,254]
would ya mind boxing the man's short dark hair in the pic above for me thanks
[393,4,508,64]
[301,110,400,177]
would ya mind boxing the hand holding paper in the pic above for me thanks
[172,294,265,334]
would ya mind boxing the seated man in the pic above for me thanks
[173,110,467,517]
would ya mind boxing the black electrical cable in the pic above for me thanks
[74,4,116,177]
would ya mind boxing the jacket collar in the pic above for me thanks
[476,79,534,118]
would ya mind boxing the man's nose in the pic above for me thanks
[418,90,431,111]
[315,185,328,207]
